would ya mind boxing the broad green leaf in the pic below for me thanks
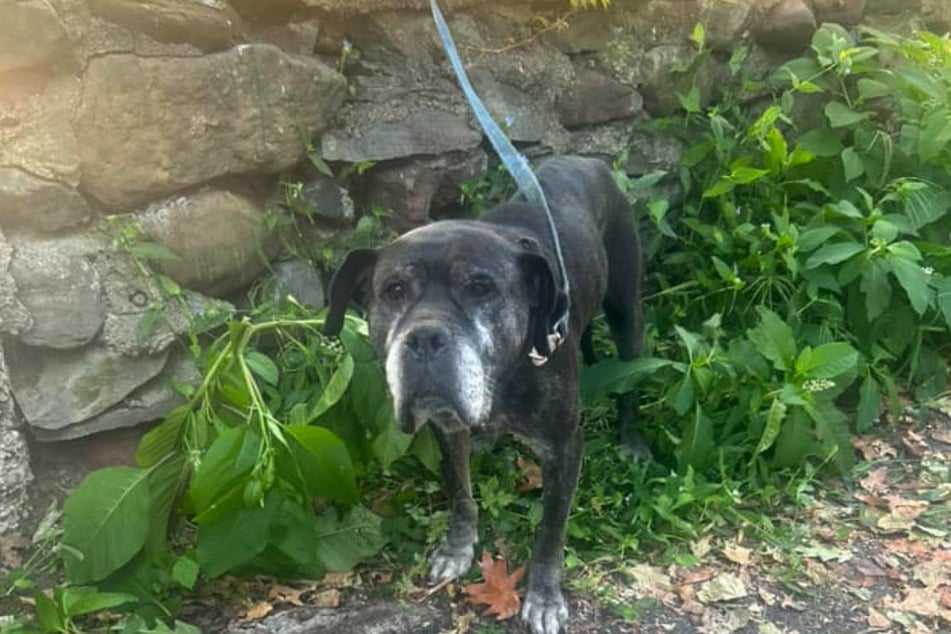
[797,226,841,253]
[283,424,358,502]
[702,177,736,199]
[136,405,189,467]
[410,426,442,476]
[795,342,859,379]
[887,256,931,315]
[825,101,869,128]
[171,556,200,590]
[580,357,681,402]
[63,467,152,584]
[857,78,892,100]
[856,375,882,434]
[188,426,261,513]
[860,259,891,321]
[805,241,865,269]
[805,399,855,474]
[871,219,898,243]
[936,276,951,333]
[755,399,787,455]
[679,85,701,114]
[268,497,320,571]
[309,354,354,421]
[315,506,386,571]
[901,182,951,230]
[796,129,842,157]
[729,166,770,184]
[34,590,64,631]
[676,405,713,473]
[60,586,138,617]
[747,308,796,372]
[244,350,279,386]
[626,170,667,190]
[841,147,864,181]
[145,454,188,558]
[196,490,277,578]
[370,418,414,469]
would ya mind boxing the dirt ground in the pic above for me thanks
[4,410,950,634]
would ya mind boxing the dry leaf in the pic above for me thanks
[696,573,748,604]
[267,584,307,607]
[932,427,951,446]
[852,437,897,461]
[722,543,752,566]
[859,466,889,495]
[0,534,29,569]
[322,571,356,588]
[463,550,525,620]
[312,589,341,608]
[625,563,672,598]
[516,457,543,492]
[902,429,928,457]
[242,601,273,621]
[691,535,713,559]
[867,607,891,629]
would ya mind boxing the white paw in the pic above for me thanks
[521,587,569,634]
[428,542,474,582]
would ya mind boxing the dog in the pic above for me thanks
[323,155,645,634]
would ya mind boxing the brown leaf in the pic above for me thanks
[0,534,29,569]
[852,437,897,461]
[902,429,928,457]
[463,550,525,620]
[932,427,951,446]
[867,607,891,629]
[267,583,308,607]
[722,543,753,567]
[859,466,889,495]
[696,573,748,604]
[516,457,543,493]
[242,601,273,621]
[312,589,341,608]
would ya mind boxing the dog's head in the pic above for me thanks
[324,220,562,433]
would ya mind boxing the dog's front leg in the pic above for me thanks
[429,427,478,582]
[522,426,583,634]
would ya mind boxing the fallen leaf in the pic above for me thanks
[902,429,928,457]
[859,466,889,495]
[681,568,717,585]
[853,436,898,461]
[932,427,951,446]
[914,559,951,588]
[696,573,748,604]
[242,601,273,621]
[885,496,929,519]
[795,542,853,563]
[267,583,307,607]
[516,457,543,492]
[691,535,713,559]
[867,607,891,629]
[312,589,341,608]
[758,622,785,634]
[463,550,525,620]
[0,534,29,569]
[321,571,356,588]
[722,543,752,567]
[884,586,951,621]
[625,563,672,598]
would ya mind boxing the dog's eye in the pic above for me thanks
[382,281,407,302]
[464,277,494,300]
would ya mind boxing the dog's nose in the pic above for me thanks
[405,324,450,361]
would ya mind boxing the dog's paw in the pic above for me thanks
[521,587,569,634]
[429,542,474,582]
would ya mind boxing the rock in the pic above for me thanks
[557,69,642,128]
[135,189,277,298]
[0,340,32,536]
[809,0,867,25]
[0,167,91,232]
[624,130,685,176]
[703,0,754,51]
[865,0,915,14]
[97,248,234,356]
[546,10,613,54]
[0,228,31,336]
[0,0,72,73]
[262,259,326,309]
[8,340,168,437]
[87,0,243,52]
[251,20,320,55]
[281,174,355,223]
[321,107,481,163]
[0,76,82,186]
[30,348,200,441]
[9,234,105,349]
[365,150,486,228]
[754,0,817,53]
[75,45,346,210]
[225,601,443,634]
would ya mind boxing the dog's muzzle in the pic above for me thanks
[387,322,485,434]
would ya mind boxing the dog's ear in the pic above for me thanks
[324,247,378,336]
[519,252,567,357]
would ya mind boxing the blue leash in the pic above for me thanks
[429,0,570,363]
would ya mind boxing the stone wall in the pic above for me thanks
[0,0,947,534]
